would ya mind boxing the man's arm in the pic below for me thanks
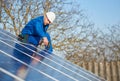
[35,22,49,46]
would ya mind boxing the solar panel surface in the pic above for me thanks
[0,29,105,81]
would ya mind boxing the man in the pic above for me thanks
[13,12,56,80]
[21,11,55,50]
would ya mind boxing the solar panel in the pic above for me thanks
[0,29,105,81]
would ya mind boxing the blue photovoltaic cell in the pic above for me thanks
[0,29,105,81]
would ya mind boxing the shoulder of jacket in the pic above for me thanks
[34,16,43,23]
[36,16,43,20]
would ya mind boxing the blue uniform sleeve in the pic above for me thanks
[35,22,46,37]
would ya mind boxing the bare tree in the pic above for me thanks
[3,0,119,64]
[1,0,43,35]
[102,24,120,61]
[1,0,87,53]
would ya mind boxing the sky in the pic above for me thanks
[0,0,120,31]
[78,0,120,31]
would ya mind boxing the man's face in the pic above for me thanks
[44,15,51,25]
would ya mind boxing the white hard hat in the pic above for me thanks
[46,12,56,23]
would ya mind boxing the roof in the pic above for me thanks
[0,29,105,81]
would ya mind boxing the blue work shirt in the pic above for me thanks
[21,16,53,52]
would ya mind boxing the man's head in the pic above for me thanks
[44,12,55,25]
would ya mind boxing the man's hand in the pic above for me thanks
[43,37,49,46]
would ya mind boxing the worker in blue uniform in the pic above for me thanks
[13,12,56,79]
